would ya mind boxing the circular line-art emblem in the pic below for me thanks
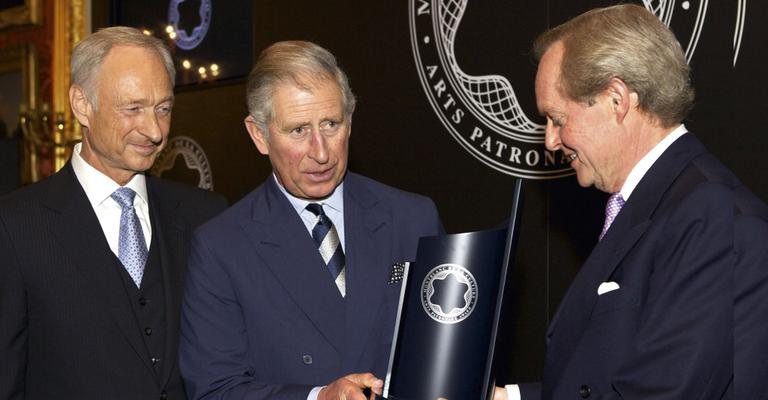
[409,0,571,179]
[151,136,214,190]
[168,0,212,50]
[421,263,478,325]
[409,0,748,179]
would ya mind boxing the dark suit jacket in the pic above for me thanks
[519,133,768,400]
[0,163,226,400]
[179,172,443,400]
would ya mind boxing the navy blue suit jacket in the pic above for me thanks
[520,133,768,399]
[179,172,443,400]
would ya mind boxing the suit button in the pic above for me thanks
[578,384,591,398]
[139,297,148,306]
[144,327,152,336]
[302,354,313,365]
[159,390,167,399]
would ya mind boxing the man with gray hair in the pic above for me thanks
[0,27,226,399]
[494,4,768,400]
[178,41,443,400]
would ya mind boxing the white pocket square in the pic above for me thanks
[597,281,620,295]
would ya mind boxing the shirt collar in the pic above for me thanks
[620,124,688,200]
[71,142,149,208]
[273,173,344,215]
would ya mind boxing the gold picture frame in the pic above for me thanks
[0,0,42,30]
[0,43,38,184]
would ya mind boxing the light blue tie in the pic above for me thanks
[111,187,147,287]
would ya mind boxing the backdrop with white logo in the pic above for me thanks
[104,0,767,384]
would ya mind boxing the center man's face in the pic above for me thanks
[247,79,350,200]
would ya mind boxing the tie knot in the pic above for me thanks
[305,203,326,217]
[111,187,137,209]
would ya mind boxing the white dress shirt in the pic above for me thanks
[274,173,346,251]
[504,124,688,400]
[70,142,152,257]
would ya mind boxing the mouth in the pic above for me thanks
[130,142,158,156]
[305,165,336,181]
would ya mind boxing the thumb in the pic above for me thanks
[348,372,383,392]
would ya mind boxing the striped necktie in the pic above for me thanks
[306,203,346,297]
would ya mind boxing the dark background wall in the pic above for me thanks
[96,0,767,385]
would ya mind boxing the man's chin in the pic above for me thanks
[298,183,339,200]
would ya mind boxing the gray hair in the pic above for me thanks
[246,40,356,136]
[71,26,175,105]
[533,4,694,127]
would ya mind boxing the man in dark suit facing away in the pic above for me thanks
[494,5,768,400]
[178,41,443,400]
[0,27,226,399]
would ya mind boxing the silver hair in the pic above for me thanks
[70,26,175,105]
[533,4,694,127]
[246,40,356,137]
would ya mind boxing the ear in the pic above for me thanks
[604,77,634,123]
[244,115,270,155]
[69,85,91,129]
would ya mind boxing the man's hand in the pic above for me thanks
[493,386,508,400]
[318,373,383,400]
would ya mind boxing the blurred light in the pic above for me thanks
[182,59,192,70]
[165,25,174,33]
[142,29,152,36]
[198,66,207,75]
[169,31,177,40]
[210,63,220,76]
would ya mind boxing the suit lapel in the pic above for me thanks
[544,133,708,383]
[43,164,155,374]
[240,178,347,353]
[341,175,392,367]
[146,179,187,388]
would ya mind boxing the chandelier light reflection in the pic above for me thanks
[18,103,72,183]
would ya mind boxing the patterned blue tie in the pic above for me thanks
[306,203,346,297]
[111,187,147,287]
[600,193,625,241]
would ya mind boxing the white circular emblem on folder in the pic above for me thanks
[421,264,478,324]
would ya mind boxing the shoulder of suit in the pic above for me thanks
[0,168,64,213]
[147,176,226,203]
[345,171,434,205]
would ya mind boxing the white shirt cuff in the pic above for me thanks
[506,384,522,400]
[307,386,324,400]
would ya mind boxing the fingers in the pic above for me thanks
[319,373,384,400]
[493,386,509,400]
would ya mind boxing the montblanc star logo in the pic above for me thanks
[421,264,478,324]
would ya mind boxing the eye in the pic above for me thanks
[548,116,564,127]
[288,125,310,139]
[320,119,341,134]
[156,104,173,116]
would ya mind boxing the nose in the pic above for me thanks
[544,119,561,151]
[308,130,329,164]
[142,111,165,144]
